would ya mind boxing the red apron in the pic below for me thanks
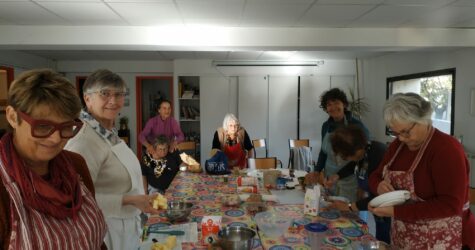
[382,127,462,249]
[224,143,246,169]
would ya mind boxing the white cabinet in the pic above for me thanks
[200,76,235,165]
[238,76,269,141]
[300,76,331,157]
[268,76,298,165]
[238,76,298,164]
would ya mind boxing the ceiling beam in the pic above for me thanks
[1,26,475,52]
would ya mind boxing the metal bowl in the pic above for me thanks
[218,226,256,250]
[165,201,193,222]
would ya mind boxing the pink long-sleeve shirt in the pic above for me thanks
[139,116,184,145]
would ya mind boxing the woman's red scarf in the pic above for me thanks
[0,133,83,220]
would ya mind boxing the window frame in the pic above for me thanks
[386,68,456,136]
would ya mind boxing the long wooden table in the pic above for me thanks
[146,171,375,250]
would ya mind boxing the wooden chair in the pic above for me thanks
[177,141,197,158]
[248,157,277,170]
[288,139,310,168]
[252,139,268,157]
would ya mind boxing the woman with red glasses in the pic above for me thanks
[0,69,107,249]
[369,93,475,249]
[65,69,160,250]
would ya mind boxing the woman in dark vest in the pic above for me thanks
[212,113,253,169]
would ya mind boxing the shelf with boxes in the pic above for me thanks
[178,76,201,161]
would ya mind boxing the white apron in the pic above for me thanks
[104,140,145,250]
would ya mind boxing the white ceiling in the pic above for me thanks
[1,0,475,61]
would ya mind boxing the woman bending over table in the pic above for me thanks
[142,135,182,194]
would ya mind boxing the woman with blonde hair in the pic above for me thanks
[211,113,253,169]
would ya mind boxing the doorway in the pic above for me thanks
[75,76,88,108]
[0,66,14,135]
[136,76,173,156]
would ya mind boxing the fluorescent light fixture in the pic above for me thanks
[213,60,324,67]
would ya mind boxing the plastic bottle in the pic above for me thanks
[304,222,328,248]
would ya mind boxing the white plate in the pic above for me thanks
[140,240,180,250]
[279,169,307,178]
[247,169,307,179]
[246,170,263,178]
[369,190,410,208]
[328,196,350,203]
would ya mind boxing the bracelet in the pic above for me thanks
[348,202,353,211]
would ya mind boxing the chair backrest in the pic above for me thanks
[248,157,277,170]
[288,139,310,168]
[177,141,197,158]
[289,139,310,148]
[252,139,268,157]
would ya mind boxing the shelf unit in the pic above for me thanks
[178,76,201,161]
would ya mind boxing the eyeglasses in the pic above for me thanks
[17,110,83,139]
[90,89,126,100]
[155,146,168,152]
[388,122,417,138]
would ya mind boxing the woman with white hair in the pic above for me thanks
[369,93,475,249]
[211,113,253,169]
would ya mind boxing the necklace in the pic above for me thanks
[143,154,167,178]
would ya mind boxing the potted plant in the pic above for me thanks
[119,116,128,130]
[347,87,369,119]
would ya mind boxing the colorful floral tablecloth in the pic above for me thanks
[147,172,264,250]
[146,172,375,250]
[258,205,374,250]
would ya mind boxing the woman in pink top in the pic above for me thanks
[139,99,184,154]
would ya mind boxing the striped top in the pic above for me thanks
[0,158,107,250]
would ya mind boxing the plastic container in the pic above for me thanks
[237,176,257,186]
[237,186,257,193]
[254,211,292,237]
[305,222,328,249]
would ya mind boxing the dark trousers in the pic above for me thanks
[374,214,391,244]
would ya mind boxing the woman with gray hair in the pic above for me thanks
[369,93,475,249]
[212,113,253,169]
[65,69,160,250]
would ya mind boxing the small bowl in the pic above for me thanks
[165,201,193,222]
[351,239,393,250]
[218,226,256,250]
[222,194,241,207]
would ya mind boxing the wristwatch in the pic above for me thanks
[348,202,353,211]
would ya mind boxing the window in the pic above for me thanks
[386,68,455,135]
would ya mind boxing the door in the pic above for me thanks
[0,66,14,134]
[136,76,173,156]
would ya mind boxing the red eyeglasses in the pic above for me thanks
[17,110,83,139]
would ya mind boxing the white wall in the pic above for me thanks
[58,60,174,153]
[0,50,56,76]
[361,49,475,153]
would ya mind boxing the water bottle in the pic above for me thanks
[305,222,328,248]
